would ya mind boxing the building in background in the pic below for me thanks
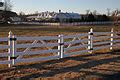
[26,10,82,22]
[53,12,82,22]
[26,11,56,21]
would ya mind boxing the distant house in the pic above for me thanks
[26,11,56,21]
[26,11,82,22]
[53,12,82,22]
[53,13,81,19]
[26,15,37,21]
[10,16,21,22]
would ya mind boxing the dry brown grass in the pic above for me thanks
[0,25,120,79]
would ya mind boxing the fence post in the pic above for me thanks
[8,31,13,68]
[58,35,61,56]
[60,34,64,58]
[88,28,93,53]
[110,28,114,50]
[58,34,64,58]
[12,35,17,65]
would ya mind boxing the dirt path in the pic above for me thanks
[0,50,120,80]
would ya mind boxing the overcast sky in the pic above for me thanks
[1,0,120,14]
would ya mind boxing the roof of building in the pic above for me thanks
[53,12,81,19]
[26,12,82,19]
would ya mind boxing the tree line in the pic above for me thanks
[0,0,120,24]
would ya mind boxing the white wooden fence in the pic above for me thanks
[13,21,120,26]
[0,28,120,67]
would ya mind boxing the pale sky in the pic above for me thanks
[1,0,120,14]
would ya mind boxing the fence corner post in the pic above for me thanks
[88,28,93,53]
[110,28,114,50]
[8,31,13,68]
[58,34,64,59]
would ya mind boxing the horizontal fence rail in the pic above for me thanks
[16,49,59,56]
[64,33,88,39]
[0,28,120,67]
[0,37,9,41]
[16,43,59,48]
[17,36,58,41]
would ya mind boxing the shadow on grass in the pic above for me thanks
[8,49,119,79]
[18,56,119,79]
[0,49,119,79]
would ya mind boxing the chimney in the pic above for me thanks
[59,10,61,13]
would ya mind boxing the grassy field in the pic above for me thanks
[0,25,120,37]
[0,25,120,79]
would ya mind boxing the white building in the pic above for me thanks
[53,13,82,20]
[26,11,81,21]
[26,11,56,21]
[10,17,21,22]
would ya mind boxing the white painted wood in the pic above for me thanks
[16,49,59,56]
[0,45,9,49]
[17,36,58,41]
[113,44,120,47]
[65,39,88,45]
[78,37,88,49]
[94,45,111,51]
[15,56,59,63]
[90,28,93,53]
[0,60,10,64]
[16,43,59,48]
[64,44,88,51]
[17,40,38,59]
[88,32,91,53]
[113,36,120,38]
[93,36,111,41]
[94,32,111,35]
[67,37,76,48]
[40,40,52,50]
[64,33,88,39]
[115,32,120,34]
[94,41,111,45]
[110,28,114,50]
[12,35,17,65]
[58,35,61,56]
[0,53,9,57]
[8,31,13,68]
[64,50,89,57]
[113,40,120,43]
[0,30,120,66]
[0,37,8,41]
[87,28,93,53]
[60,34,64,58]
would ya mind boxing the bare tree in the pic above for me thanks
[112,9,120,16]
[1,0,13,24]
[111,9,120,26]
[4,0,12,11]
